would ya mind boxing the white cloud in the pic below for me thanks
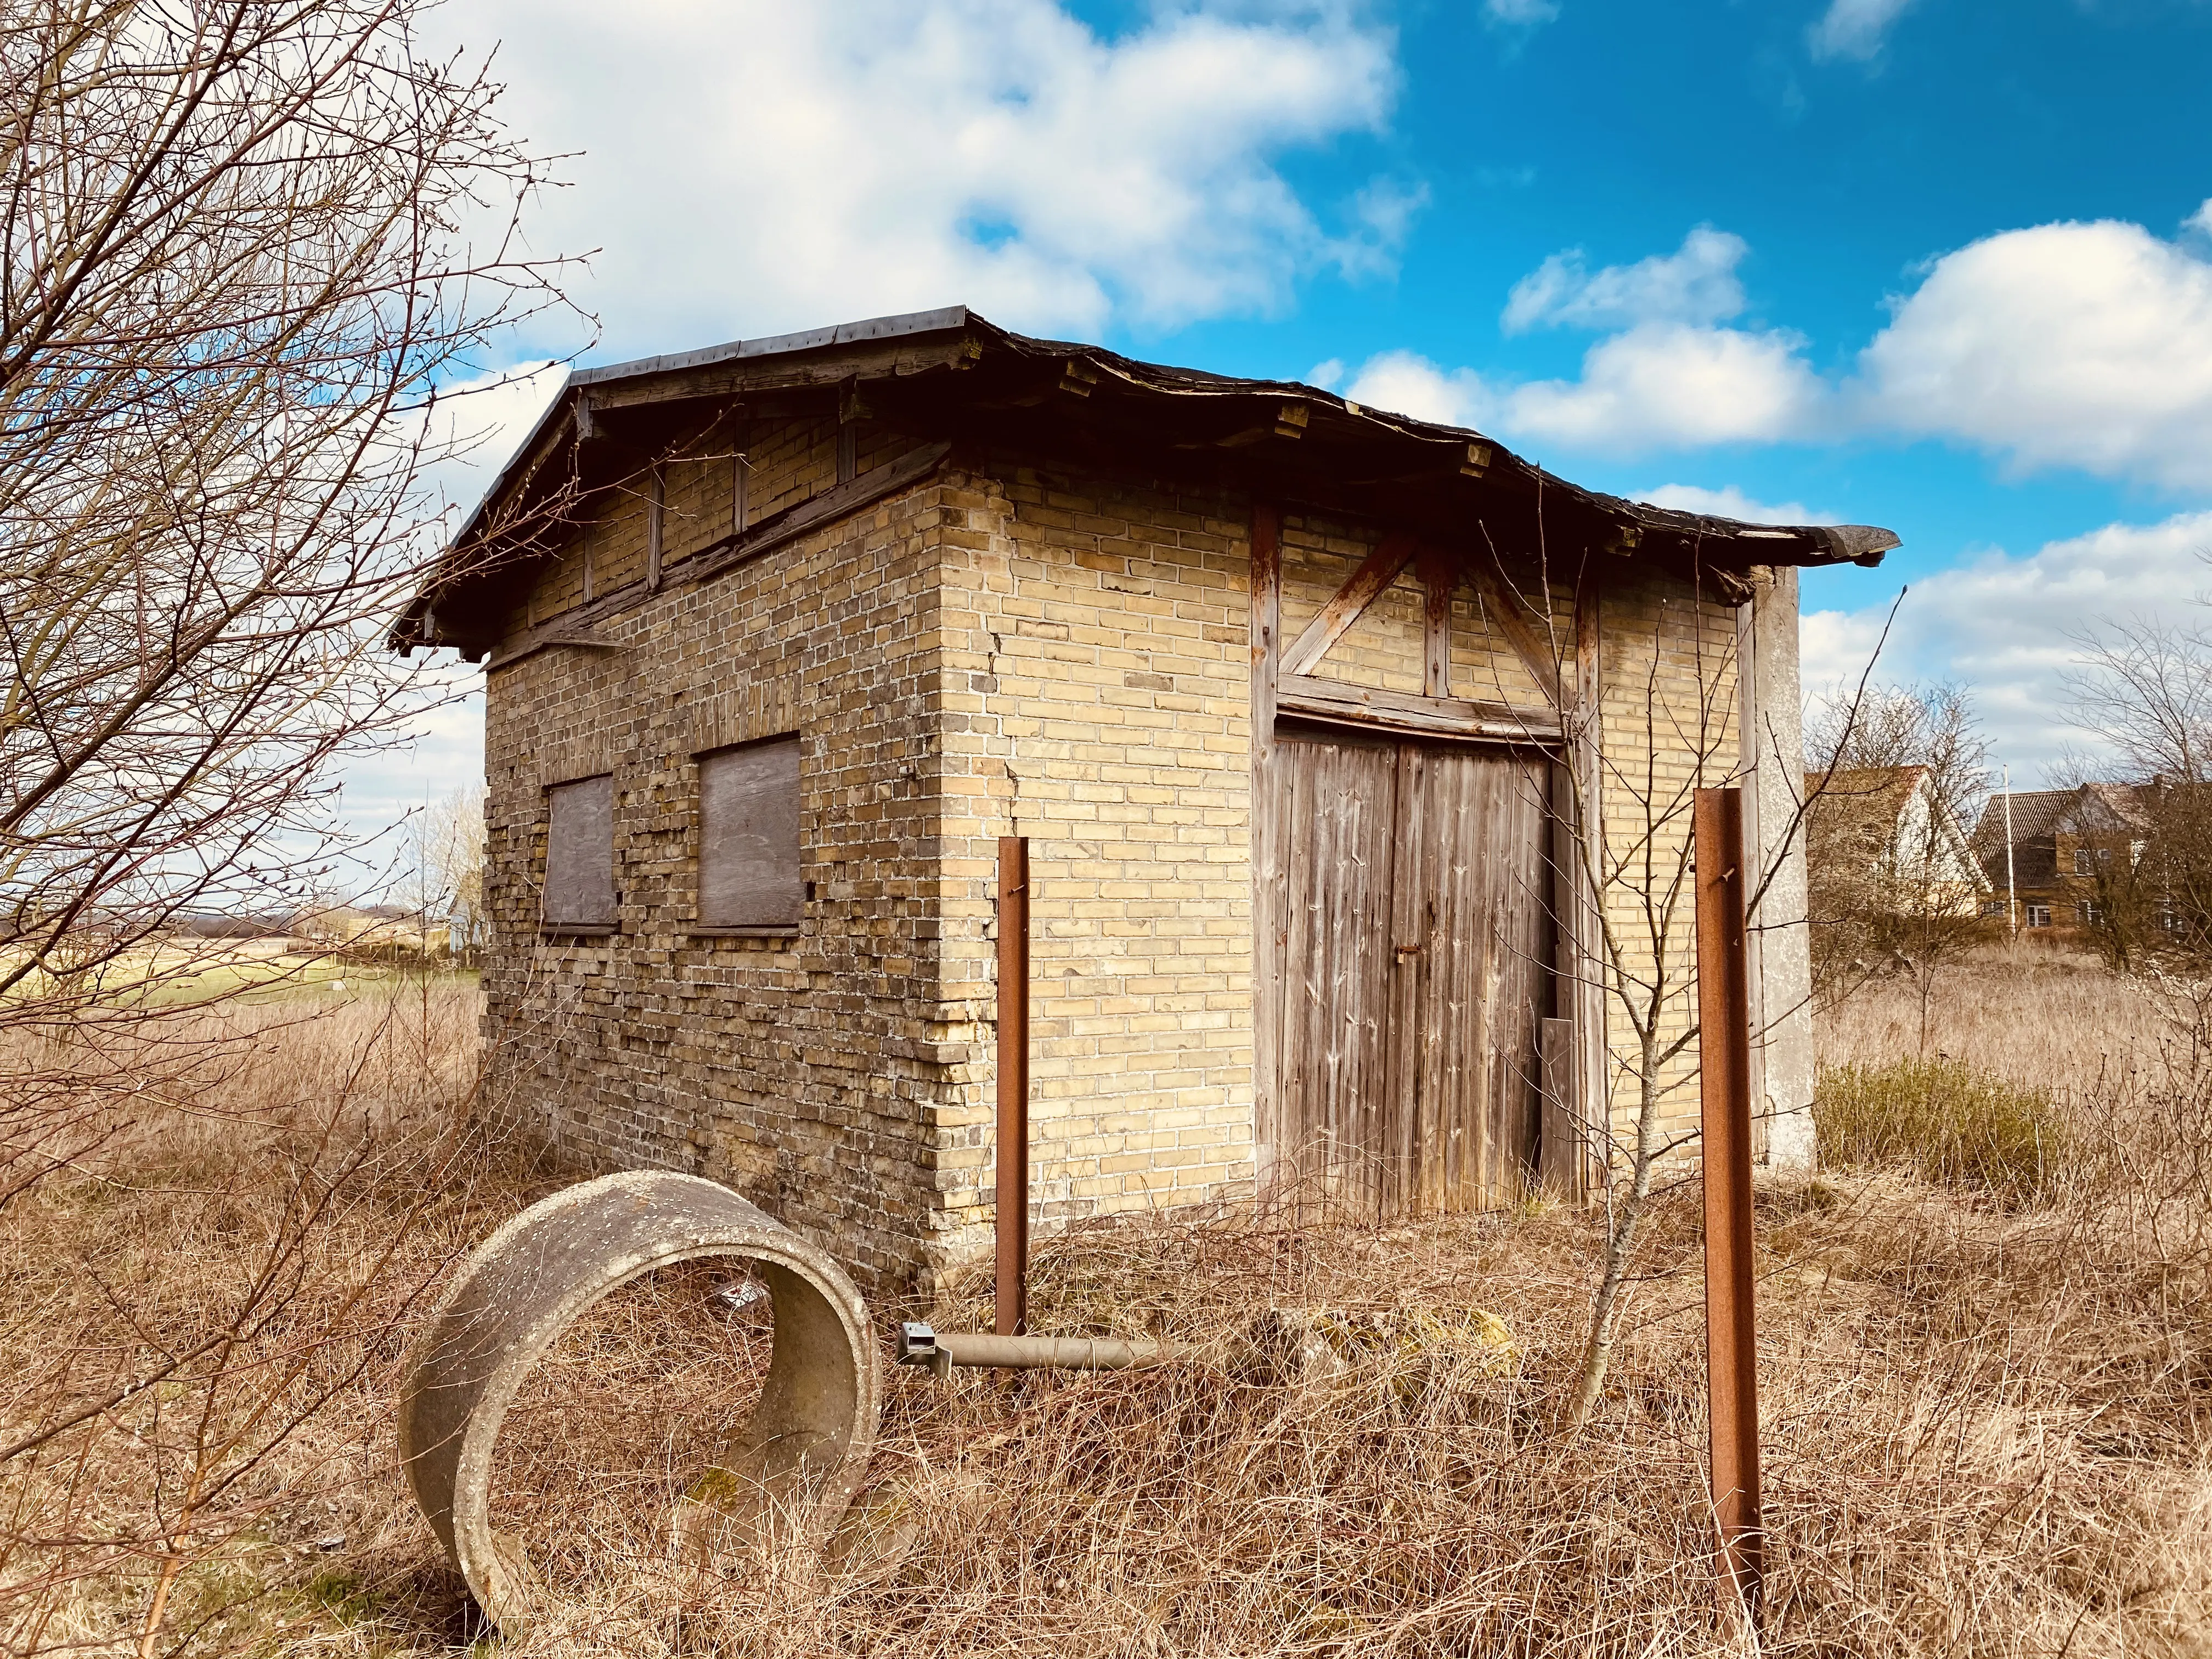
[1801,510,2212,775]
[1503,227,1750,334]
[1855,217,2212,492]
[1325,225,1824,454]
[1638,484,1836,526]
[1341,349,1497,427]
[1336,320,1823,453]
[1808,0,1918,63]
[442,0,1406,349]
[1306,357,1347,390]
[1483,0,1560,25]
[1507,323,1824,450]
[1339,208,2212,477]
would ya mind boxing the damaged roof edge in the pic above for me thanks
[439,307,978,559]
[415,304,1895,648]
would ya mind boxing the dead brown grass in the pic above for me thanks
[1820,946,2178,1087]
[5,962,2211,1657]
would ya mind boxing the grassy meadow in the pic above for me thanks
[4,954,2211,1656]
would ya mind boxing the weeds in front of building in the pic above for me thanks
[7,960,2212,1657]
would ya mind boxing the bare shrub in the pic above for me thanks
[0,986,517,1657]
[1815,1057,2065,1203]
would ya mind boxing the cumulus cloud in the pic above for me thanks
[1855,216,2212,492]
[1323,226,1828,454]
[1503,227,1750,334]
[441,0,1407,351]
[1340,349,1497,427]
[1334,321,1824,453]
[1637,483,1836,526]
[1801,510,2212,774]
[1336,207,2212,478]
[1808,0,1918,63]
[1506,323,1824,450]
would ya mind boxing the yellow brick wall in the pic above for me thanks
[1589,568,1741,1155]
[480,414,965,1288]
[924,462,1260,1256]
[476,410,1744,1284]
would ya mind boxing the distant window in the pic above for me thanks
[2025,904,2052,928]
[2073,848,2094,876]
[2076,899,2103,925]
[1980,899,2006,917]
[697,736,803,930]
[545,774,617,929]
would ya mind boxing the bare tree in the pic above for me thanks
[1477,551,1875,1435]
[2064,608,2212,976]
[400,785,487,962]
[1805,684,1993,1050]
[0,0,569,1186]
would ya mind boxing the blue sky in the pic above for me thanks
[364,0,2212,842]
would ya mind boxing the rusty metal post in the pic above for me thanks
[996,836,1030,1338]
[1694,787,1762,1618]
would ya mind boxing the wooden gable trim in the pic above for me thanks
[485,440,952,670]
[1465,556,1565,708]
[696,440,950,581]
[1418,545,1452,699]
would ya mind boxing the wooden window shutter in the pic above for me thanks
[544,775,617,928]
[698,737,803,928]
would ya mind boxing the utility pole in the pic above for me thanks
[2003,765,2018,938]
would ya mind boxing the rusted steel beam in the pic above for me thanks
[1694,787,1763,1618]
[996,835,1031,1339]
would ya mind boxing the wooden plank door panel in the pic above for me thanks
[1276,732,1398,1214]
[1272,730,1551,1221]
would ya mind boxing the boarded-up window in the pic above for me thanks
[544,774,617,929]
[698,737,803,929]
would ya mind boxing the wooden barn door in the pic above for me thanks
[1264,727,1552,1220]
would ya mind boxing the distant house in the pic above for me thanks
[172,912,296,940]
[1808,764,1990,916]
[1969,782,2149,931]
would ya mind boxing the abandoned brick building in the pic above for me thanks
[393,307,1896,1288]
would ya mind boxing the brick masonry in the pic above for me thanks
[478,413,1752,1290]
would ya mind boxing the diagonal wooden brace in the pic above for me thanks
[1280,532,1419,678]
[1466,557,1565,709]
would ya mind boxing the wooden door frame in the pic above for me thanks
[1248,501,1605,1201]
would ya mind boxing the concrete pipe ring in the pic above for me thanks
[396,1171,880,1634]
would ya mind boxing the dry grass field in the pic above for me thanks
[5,952,2211,1657]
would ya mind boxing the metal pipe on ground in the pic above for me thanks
[898,1322,1189,1376]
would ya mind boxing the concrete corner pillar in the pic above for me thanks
[1738,567,1817,1169]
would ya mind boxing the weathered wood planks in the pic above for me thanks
[1267,729,1549,1222]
